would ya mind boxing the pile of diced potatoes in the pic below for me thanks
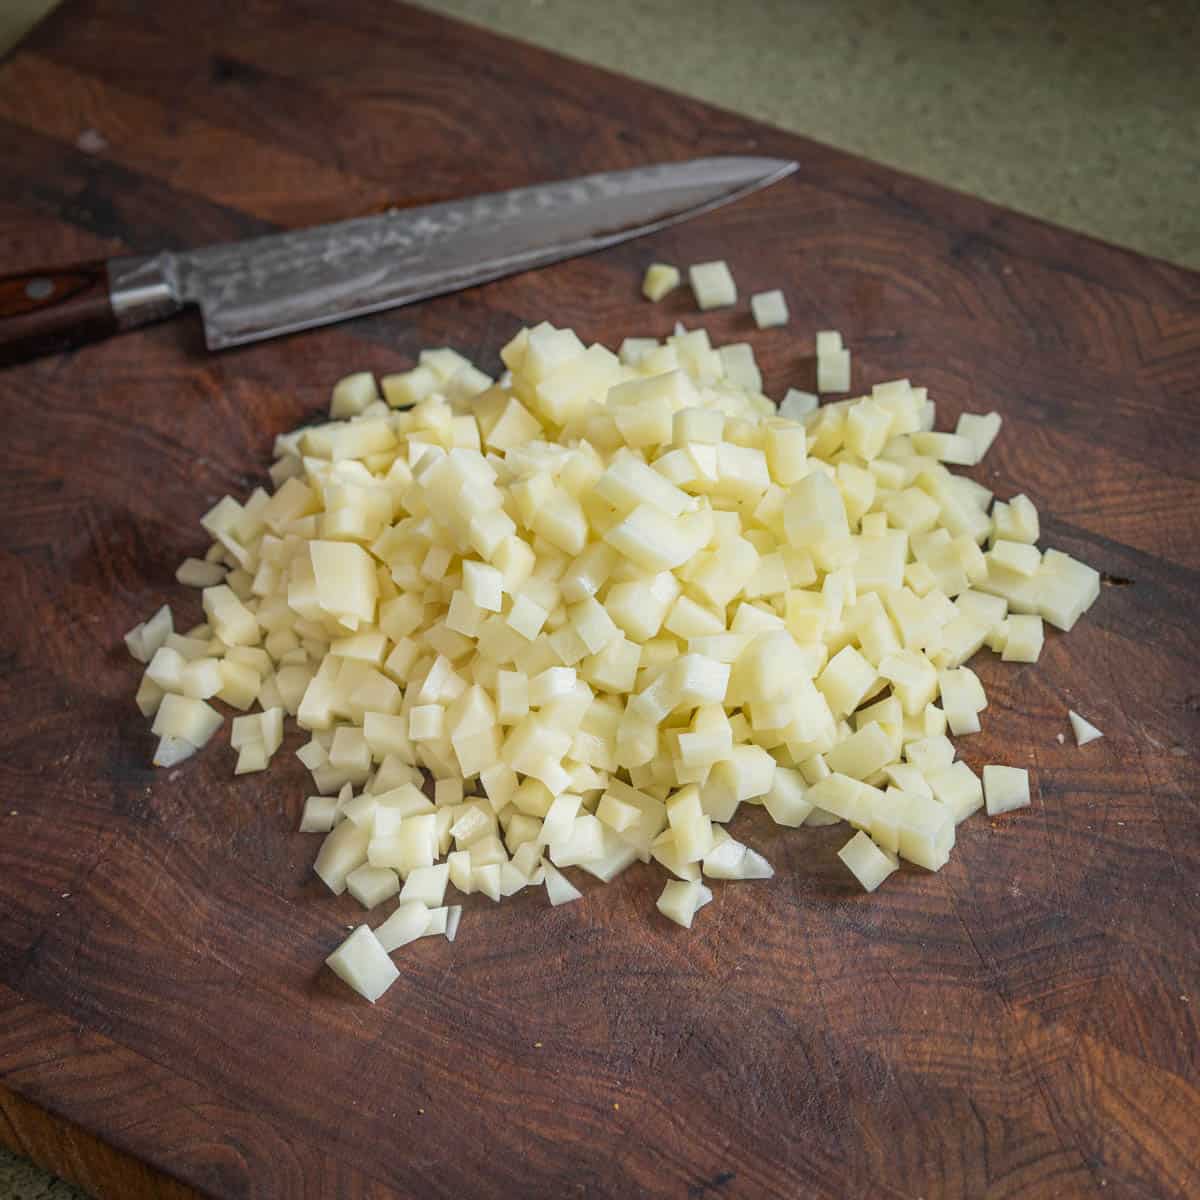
[124,321,1099,1003]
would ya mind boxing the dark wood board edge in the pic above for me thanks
[0,3,1196,1199]
[0,983,412,1200]
[0,1081,202,1200]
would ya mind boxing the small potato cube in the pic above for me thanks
[938,666,987,735]
[1002,614,1044,663]
[817,348,850,393]
[374,901,432,952]
[765,423,807,485]
[151,693,222,749]
[955,412,1002,463]
[666,786,714,862]
[409,704,445,742]
[543,861,583,906]
[780,388,818,420]
[309,541,377,625]
[462,560,504,612]
[620,336,659,365]
[989,540,1041,577]
[330,372,379,418]
[763,767,814,826]
[718,344,762,393]
[824,722,895,781]
[992,493,1040,545]
[507,593,549,641]
[300,795,338,834]
[382,366,439,408]
[751,289,789,329]
[837,831,899,892]
[816,645,877,718]
[688,260,737,310]
[983,765,1031,815]
[398,863,450,907]
[325,926,399,1003]
[202,585,260,646]
[844,400,891,461]
[596,793,640,832]
[927,760,984,822]
[642,262,681,302]
[656,878,714,928]
[346,864,401,910]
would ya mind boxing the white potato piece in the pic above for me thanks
[300,795,338,833]
[688,260,737,310]
[983,765,1031,815]
[780,388,818,420]
[347,864,401,910]
[817,348,850,393]
[325,925,399,1003]
[153,735,197,768]
[399,863,450,907]
[751,290,789,329]
[718,344,762,393]
[374,900,430,952]
[151,694,222,749]
[1068,710,1103,746]
[642,263,681,302]
[330,371,379,418]
[656,878,714,928]
[125,604,173,663]
[837,831,899,892]
[543,861,583,906]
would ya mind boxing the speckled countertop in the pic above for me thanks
[420,0,1199,270]
[0,0,1197,1197]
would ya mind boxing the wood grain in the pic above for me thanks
[0,2,1198,1198]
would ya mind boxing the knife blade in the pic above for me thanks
[0,156,796,366]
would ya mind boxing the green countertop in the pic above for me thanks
[0,1,1196,1197]
[420,0,1199,270]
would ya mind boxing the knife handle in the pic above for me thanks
[0,261,119,367]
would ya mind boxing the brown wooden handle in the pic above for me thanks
[0,260,119,367]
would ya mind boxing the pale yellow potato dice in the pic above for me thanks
[642,262,681,302]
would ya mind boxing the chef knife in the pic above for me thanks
[0,156,796,367]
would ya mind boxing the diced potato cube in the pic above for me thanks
[983,765,1031,815]
[330,372,379,418]
[688,260,737,310]
[817,348,850,393]
[780,388,818,420]
[1002,614,1044,662]
[325,926,399,1003]
[151,693,222,749]
[926,760,984,822]
[656,878,714,928]
[837,831,899,892]
[346,864,401,909]
[989,540,1041,577]
[543,861,583,906]
[955,412,1002,463]
[374,901,432,952]
[718,344,762,393]
[643,262,681,302]
[751,289,789,329]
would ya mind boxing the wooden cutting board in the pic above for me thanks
[1,3,1198,1198]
